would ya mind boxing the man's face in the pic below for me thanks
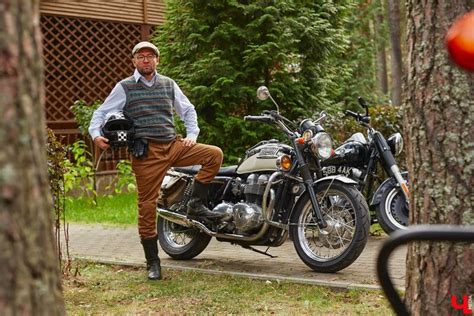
[132,48,159,77]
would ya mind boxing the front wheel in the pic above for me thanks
[157,216,211,260]
[290,182,370,273]
[376,185,409,234]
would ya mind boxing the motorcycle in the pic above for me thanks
[321,97,409,234]
[156,86,370,273]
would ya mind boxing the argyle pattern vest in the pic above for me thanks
[121,74,176,141]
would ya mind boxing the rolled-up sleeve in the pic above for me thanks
[88,83,127,140]
[173,81,200,141]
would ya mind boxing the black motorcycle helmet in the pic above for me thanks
[101,111,135,147]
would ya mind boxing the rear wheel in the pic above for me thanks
[157,216,211,260]
[289,182,369,273]
[376,185,409,234]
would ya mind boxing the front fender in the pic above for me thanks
[291,175,360,220]
[370,171,408,206]
[314,175,359,186]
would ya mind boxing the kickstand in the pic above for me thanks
[241,245,277,258]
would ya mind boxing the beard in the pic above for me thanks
[137,65,155,77]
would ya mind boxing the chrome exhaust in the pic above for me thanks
[157,208,216,236]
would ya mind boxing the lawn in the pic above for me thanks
[64,262,393,315]
[65,192,137,225]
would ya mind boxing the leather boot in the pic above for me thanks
[141,236,162,280]
[186,180,225,220]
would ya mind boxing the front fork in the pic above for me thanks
[376,132,410,201]
[294,141,327,229]
[390,164,410,201]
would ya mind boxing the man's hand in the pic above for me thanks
[94,136,110,150]
[181,137,196,147]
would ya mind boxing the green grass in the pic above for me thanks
[65,193,137,225]
[64,262,393,315]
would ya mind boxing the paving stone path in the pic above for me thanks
[65,223,407,290]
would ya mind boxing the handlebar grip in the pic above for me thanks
[244,115,275,123]
[344,110,359,119]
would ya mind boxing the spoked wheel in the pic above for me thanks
[290,182,369,273]
[157,216,211,260]
[377,186,409,234]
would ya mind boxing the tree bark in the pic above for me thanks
[404,1,474,315]
[385,0,403,105]
[0,0,65,314]
[374,0,388,94]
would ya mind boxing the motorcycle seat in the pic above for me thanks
[172,165,238,177]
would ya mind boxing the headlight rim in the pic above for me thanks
[310,132,334,160]
[388,132,404,156]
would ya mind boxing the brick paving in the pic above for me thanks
[64,223,407,290]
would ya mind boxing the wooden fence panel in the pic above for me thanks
[41,14,155,170]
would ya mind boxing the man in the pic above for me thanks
[89,41,224,280]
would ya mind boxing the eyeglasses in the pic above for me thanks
[135,55,156,62]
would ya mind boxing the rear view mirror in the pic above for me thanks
[257,86,270,101]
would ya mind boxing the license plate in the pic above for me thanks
[322,166,352,177]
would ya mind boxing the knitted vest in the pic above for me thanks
[121,74,176,141]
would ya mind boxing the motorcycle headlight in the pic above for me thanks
[310,132,334,160]
[387,132,404,156]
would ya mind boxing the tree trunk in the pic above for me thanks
[0,1,65,314]
[404,1,474,315]
[374,0,388,94]
[385,0,403,105]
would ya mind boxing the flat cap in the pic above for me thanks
[132,41,160,56]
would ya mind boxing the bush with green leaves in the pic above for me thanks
[63,140,96,202]
[110,160,136,194]
[71,99,101,136]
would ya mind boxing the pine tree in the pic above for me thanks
[155,0,352,162]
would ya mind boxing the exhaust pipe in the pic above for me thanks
[157,208,216,236]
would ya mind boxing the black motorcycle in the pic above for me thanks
[321,97,409,234]
[156,86,370,273]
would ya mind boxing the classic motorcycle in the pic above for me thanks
[156,86,370,273]
[321,97,409,234]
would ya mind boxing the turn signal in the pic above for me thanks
[276,155,292,171]
[297,137,305,144]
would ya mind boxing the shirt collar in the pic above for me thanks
[133,68,157,83]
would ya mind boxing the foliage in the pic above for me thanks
[63,140,97,203]
[155,0,354,163]
[46,128,72,275]
[64,262,392,314]
[110,160,136,194]
[70,99,101,136]
[335,0,390,110]
[325,103,403,146]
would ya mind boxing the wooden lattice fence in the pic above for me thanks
[41,14,155,171]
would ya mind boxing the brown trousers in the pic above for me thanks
[131,138,223,239]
